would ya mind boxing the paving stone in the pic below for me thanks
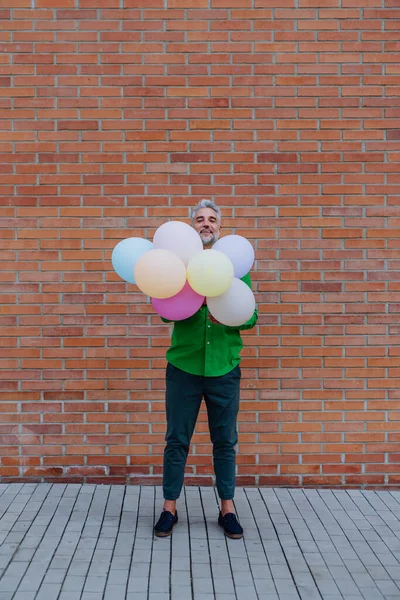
[358,589,385,600]
[35,583,62,599]
[129,563,150,578]
[375,579,400,595]
[171,586,192,599]
[104,584,127,600]
[171,570,191,586]
[127,577,148,593]
[81,593,102,600]
[233,570,255,586]
[149,576,169,593]
[273,578,300,595]
[0,578,19,594]
[110,555,131,570]
[60,575,86,591]
[193,577,214,594]
[83,576,107,593]
[254,578,278,594]
[213,578,235,594]
[66,561,90,576]
[42,569,66,584]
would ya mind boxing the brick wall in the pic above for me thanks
[1,0,399,487]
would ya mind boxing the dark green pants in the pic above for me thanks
[163,362,241,501]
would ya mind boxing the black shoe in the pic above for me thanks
[154,510,178,537]
[218,511,243,539]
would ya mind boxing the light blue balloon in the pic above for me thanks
[111,237,153,284]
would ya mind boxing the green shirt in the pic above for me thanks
[161,273,258,377]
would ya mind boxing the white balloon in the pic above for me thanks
[153,220,203,266]
[207,278,256,327]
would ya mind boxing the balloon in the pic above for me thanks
[134,249,186,299]
[152,282,204,321]
[111,237,153,284]
[212,235,254,279]
[153,220,203,266]
[207,278,256,327]
[187,249,234,297]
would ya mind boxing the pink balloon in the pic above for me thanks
[152,282,204,321]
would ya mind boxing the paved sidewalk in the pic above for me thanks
[1,485,400,600]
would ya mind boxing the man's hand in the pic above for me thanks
[208,313,221,325]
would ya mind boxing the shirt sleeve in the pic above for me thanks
[160,316,173,324]
[225,272,258,331]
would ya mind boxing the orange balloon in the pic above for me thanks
[134,249,186,299]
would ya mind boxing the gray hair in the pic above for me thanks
[191,199,221,226]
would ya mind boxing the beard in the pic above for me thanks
[199,230,219,247]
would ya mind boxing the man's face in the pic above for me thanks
[192,207,221,247]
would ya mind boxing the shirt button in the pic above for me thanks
[208,325,210,328]
[207,341,210,344]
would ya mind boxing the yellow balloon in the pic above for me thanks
[134,249,186,299]
[187,250,234,297]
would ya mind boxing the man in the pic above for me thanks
[154,199,258,539]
